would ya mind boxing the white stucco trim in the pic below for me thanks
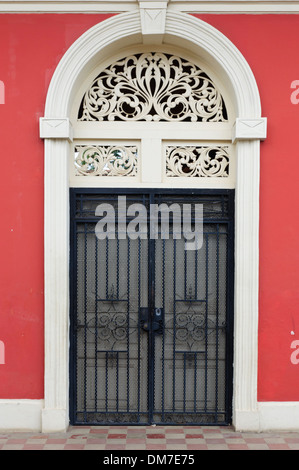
[40,118,73,141]
[233,118,267,142]
[36,9,268,433]
[258,402,299,432]
[43,10,261,118]
[2,0,299,14]
[1,399,299,433]
[236,402,299,432]
[0,400,44,432]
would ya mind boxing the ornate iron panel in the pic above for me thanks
[70,189,234,425]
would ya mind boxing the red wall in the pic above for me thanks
[0,13,299,401]
[0,14,113,398]
[195,14,299,401]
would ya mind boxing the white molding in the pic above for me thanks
[43,138,70,433]
[41,408,69,433]
[258,402,299,432]
[235,402,299,432]
[0,400,43,432]
[1,399,299,433]
[139,0,168,43]
[233,138,260,430]
[170,0,299,13]
[233,118,267,142]
[2,1,299,14]
[164,12,261,118]
[40,118,73,141]
[38,8,270,433]
[73,122,233,141]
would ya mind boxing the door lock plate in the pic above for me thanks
[139,307,164,334]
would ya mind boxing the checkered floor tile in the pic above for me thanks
[1,426,299,450]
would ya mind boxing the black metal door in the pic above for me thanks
[70,189,234,425]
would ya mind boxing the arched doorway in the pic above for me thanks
[40,8,266,432]
[68,46,235,425]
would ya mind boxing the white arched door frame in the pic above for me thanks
[40,9,267,432]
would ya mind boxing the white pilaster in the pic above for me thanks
[42,137,70,433]
[233,139,261,431]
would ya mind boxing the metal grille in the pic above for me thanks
[70,189,234,425]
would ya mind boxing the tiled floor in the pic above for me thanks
[1,425,299,450]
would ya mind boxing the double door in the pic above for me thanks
[70,189,234,425]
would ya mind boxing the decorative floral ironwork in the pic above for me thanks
[164,287,220,350]
[78,52,227,122]
[174,310,219,352]
[87,311,129,350]
[74,145,138,176]
[166,145,230,177]
[86,286,135,350]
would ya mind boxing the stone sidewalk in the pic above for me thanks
[1,425,299,450]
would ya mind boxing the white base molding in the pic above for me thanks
[258,402,299,432]
[234,402,299,432]
[41,407,69,433]
[0,400,299,433]
[0,399,44,432]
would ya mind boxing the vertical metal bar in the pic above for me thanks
[172,238,176,413]
[116,351,119,413]
[105,352,108,413]
[204,232,209,414]
[83,223,88,422]
[106,237,109,298]
[161,238,165,422]
[137,237,141,420]
[215,224,220,420]
[117,235,119,299]
[153,232,156,419]
[69,189,78,425]
[195,245,198,300]
[148,193,155,423]
[116,231,120,416]
[194,352,197,413]
[183,352,186,413]
[184,247,187,299]
[95,236,98,413]
[127,237,130,413]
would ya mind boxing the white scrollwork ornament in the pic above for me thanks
[166,146,230,178]
[74,145,138,176]
[78,53,227,122]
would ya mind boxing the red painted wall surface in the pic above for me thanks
[195,14,299,401]
[0,14,113,398]
[0,13,299,401]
